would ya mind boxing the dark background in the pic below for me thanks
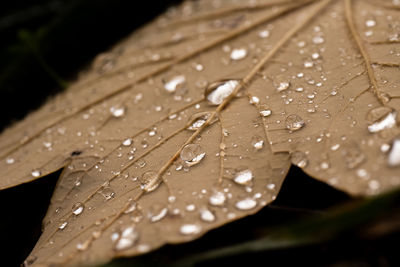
[0,1,399,266]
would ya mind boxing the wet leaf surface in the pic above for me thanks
[1,0,400,266]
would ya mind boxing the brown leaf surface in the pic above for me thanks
[0,0,399,266]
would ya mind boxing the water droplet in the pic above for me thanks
[31,170,41,177]
[388,137,400,167]
[6,158,14,164]
[149,207,168,223]
[205,80,239,105]
[250,96,260,104]
[258,29,270,38]
[180,224,201,235]
[230,48,247,60]
[59,222,68,230]
[285,114,305,131]
[381,143,390,153]
[275,81,290,92]
[342,142,366,169]
[209,191,226,206]
[331,144,340,151]
[251,135,264,150]
[76,239,91,251]
[200,209,215,222]
[235,198,257,210]
[259,104,272,117]
[304,61,314,68]
[72,202,84,215]
[233,169,253,185]
[122,138,132,146]
[291,151,308,168]
[186,112,216,131]
[312,36,324,44]
[164,75,186,93]
[114,226,139,251]
[139,171,161,192]
[186,204,196,212]
[365,19,376,27]
[110,106,125,117]
[99,185,115,200]
[367,109,397,133]
[180,144,206,166]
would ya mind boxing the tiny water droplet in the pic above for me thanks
[291,151,308,168]
[250,96,260,104]
[251,135,264,150]
[200,209,215,222]
[72,202,84,215]
[230,48,247,60]
[235,198,257,210]
[285,114,305,131]
[76,239,90,251]
[139,171,161,192]
[209,191,226,206]
[114,226,139,251]
[164,75,186,93]
[180,224,201,235]
[205,80,239,105]
[233,169,253,185]
[180,144,206,166]
[186,204,196,212]
[6,158,14,164]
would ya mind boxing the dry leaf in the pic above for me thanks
[0,0,399,266]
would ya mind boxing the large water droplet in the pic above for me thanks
[388,137,400,167]
[114,226,139,251]
[367,110,397,133]
[205,80,239,105]
[139,171,161,193]
[72,202,84,215]
[209,191,226,206]
[164,75,186,93]
[233,169,253,185]
[200,209,215,222]
[235,198,257,210]
[180,144,206,166]
[180,224,201,235]
[342,142,366,169]
[186,112,216,131]
[285,114,305,131]
[290,151,308,168]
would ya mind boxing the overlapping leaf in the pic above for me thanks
[0,0,399,266]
